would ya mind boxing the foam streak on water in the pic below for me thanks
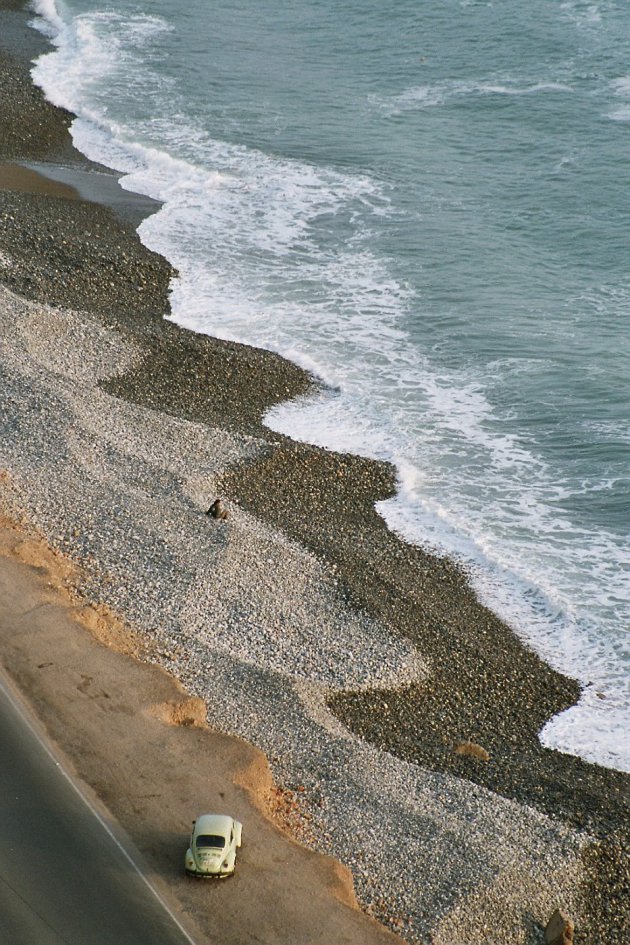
[29,0,630,772]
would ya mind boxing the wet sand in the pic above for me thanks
[0,161,80,199]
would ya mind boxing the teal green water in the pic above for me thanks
[32,0,629,769]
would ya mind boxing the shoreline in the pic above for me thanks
[0,3,628,943]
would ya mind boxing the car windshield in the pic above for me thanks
[196,834,226,849]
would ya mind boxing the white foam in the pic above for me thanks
[30,2,173,124]
[606,76,630,120]
[607,106,630,122]
[29,0,64,35]
[541,688,629,771]
[611,76,630,96]
[371,77,572,115]
[560,2,603,28]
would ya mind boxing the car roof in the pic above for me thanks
[194,813,233,836]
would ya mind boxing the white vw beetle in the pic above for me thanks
[185,813,242,878]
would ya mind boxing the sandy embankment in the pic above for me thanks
[0,4,628,944]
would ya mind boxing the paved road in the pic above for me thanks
[0,675,195,945]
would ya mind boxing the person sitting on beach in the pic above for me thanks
[206,498,228,520]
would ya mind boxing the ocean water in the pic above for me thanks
[29,0,629,772]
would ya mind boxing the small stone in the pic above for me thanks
[454,741,490,762]
[544,908,574,945]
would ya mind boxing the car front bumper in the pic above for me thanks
[186,866,234,879]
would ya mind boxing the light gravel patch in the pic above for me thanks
[180,513,427,688]
[0,248,14,269]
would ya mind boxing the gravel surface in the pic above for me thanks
[0,284,592,943]
[1,6,628,943]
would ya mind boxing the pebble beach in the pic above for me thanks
[0,3,628,943]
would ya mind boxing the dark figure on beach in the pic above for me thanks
[206,498,228,520]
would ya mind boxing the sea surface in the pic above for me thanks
[29,0,629,772]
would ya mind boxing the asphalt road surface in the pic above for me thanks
[0,675,195,945]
